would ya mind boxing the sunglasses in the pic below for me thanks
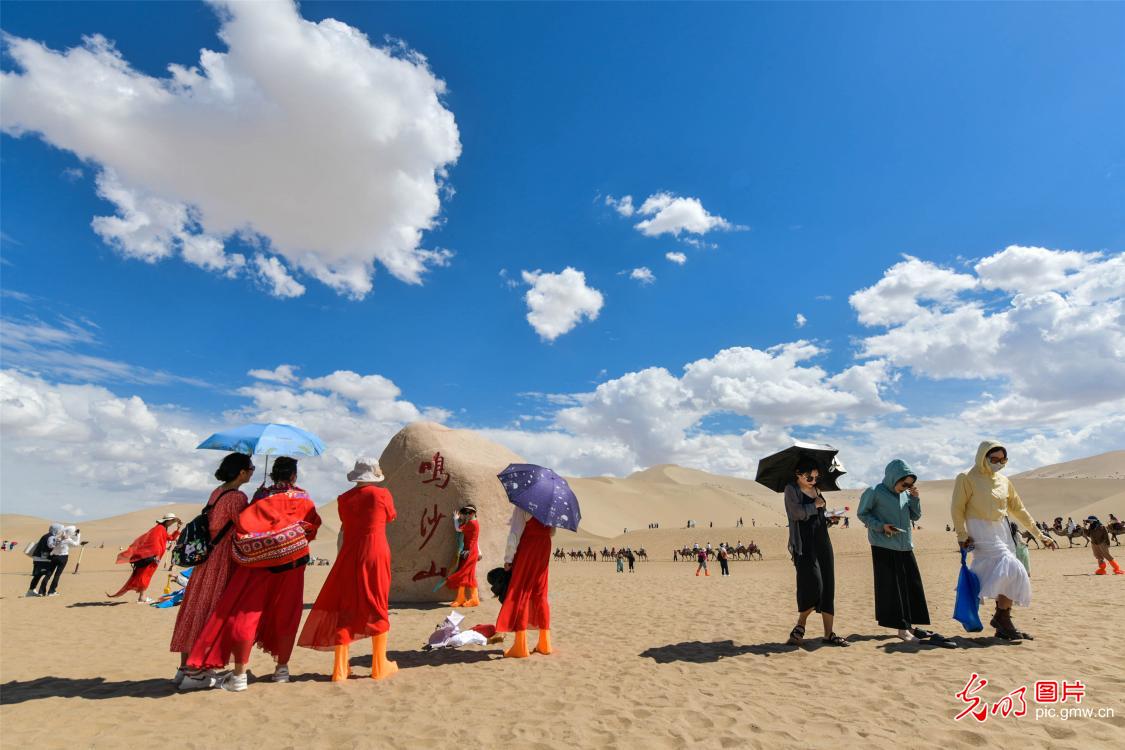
[800,473,819,482]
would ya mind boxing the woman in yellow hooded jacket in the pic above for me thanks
[951,440,1057,640]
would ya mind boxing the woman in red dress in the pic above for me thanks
[494,507,555,658]
[168,453,253,685]
[298,459,398,680]
[445,505,481,607]
[182,457,321,692]
[108,514,181,602]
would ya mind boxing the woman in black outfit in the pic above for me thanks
[785,458,848,647]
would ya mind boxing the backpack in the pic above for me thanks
[25,533,52,559]
[170,490,237,567]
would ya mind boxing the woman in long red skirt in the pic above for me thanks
[183,457,321,692]
[494,507,555,658]
[298,459,398,681]
[108,514,181,602]
[445,504,481,607]
[168,453,253,685]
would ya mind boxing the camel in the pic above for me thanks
[636,548,648,561]
[1106,521,1124,546]
[553,548,566,562]
[1051,520,1089,547]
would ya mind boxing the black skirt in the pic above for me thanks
[794,517,835,614]
[870,546,930,629]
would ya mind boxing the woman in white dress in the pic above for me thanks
[951,441,1057,640]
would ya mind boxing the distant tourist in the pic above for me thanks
[108,514,181,603]
[625,547,636,573]
[1085,516,1122,575]
[717,544,730,576]
[26,523,62,597]
[42,526,82,597]
[695,546,709,577]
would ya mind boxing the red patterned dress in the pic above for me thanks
[299,486,396,648]
[168,487,247,653]
[187,484,321,668]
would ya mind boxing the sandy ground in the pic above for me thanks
[2,521,1123,750]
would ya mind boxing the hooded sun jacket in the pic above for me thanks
[857,459,921,551]
[951,440,1047,544]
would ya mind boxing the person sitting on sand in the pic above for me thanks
[785,458,848,647]
[951,441,1057,641]
[108,514,181,603]
[298,458,398,681]
[183,458,321,692]
[494,505,555,658]
[1085,516,1122,576]
[857,460,953,646]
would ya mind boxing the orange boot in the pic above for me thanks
[450,587,467,606]
[464,587,480,607]
[1096,562,1107,575]
[370,633,398,680]
[534,629,552,655]
[504,630,530,658]
[1111,560,1124,575]
[331,644,351,681]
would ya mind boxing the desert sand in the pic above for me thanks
[2,451,1124,749]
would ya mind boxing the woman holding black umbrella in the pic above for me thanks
[784,458,848,647]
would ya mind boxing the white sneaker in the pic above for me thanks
[25,590,39,597]
[173,668,186,686]
[178,671,219,691]
[272,665,290,683]
[47,592,59,597]
[220,673,248,692]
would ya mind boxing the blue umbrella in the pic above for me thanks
[196,423,326,457]
[497,464,581,532]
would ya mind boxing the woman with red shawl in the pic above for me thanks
[298,458,398,681]
[445,504,481,607]
[168,452,253,686]
[182,457,321,692]
[494,507,554,658]
[108,514,181,602]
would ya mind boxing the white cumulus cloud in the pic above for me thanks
[632,192,741,238]
[604,194,635,217]
[630,267,655,285]
[0,0,461,299]
[253,254,306,298]
[665,251,687,265]
[521,268,605,342]
[795,313,807,328]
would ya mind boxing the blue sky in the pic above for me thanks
[2,1,1123,519]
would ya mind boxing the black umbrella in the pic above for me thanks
[755,442,846,492]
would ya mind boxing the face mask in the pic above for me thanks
[989,458,1007,470]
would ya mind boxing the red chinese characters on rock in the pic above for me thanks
[418,503,445,551]
[419,452,451,489]
[411,560,449,583]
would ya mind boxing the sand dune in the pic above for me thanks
[1013,450,1125,480]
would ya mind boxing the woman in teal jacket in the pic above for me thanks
[857,460,951,646]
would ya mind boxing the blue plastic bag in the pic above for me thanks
[953,547,983,632]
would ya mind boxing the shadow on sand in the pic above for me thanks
[0,676,176,704]
[640,639,795,663]
[67,601,129,608]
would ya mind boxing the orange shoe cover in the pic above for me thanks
[1111,560,1124,575]
[451,586,467,606]
[370,633,399,680]
[504,630,530,658]
[534,629,552,655]
[464,587,480,607]
[331,644,351,681]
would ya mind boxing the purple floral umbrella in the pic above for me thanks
[497,464,582,532]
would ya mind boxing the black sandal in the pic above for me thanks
[822,632,850,647]
[787,625,805,646]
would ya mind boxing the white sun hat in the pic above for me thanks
[347,458,385,483]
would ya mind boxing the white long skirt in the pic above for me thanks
[967,517,1032,607]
